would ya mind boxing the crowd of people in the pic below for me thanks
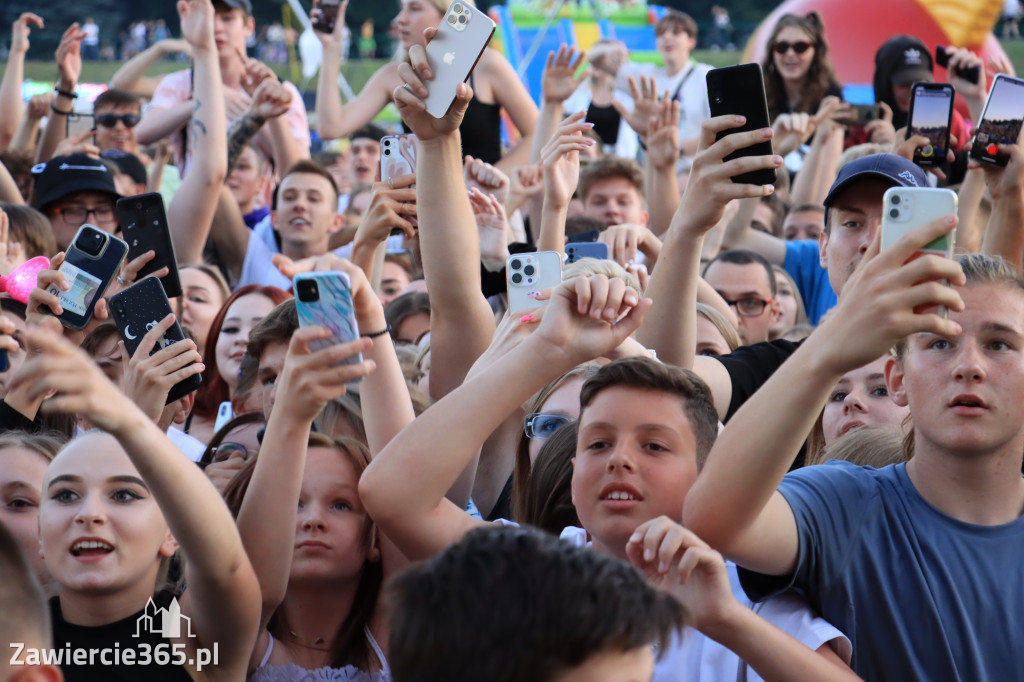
[1,0,1024,680]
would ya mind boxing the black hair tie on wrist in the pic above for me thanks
[362,325,391,338]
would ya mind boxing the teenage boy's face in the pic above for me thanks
[583,177,648,227]
[655,27,695,65]
[94,104,140,152]
[213,6,254,58]
[887,283,1024,458]
[571,386,699,560]
[820,178,889,296]
[272,172,343,249]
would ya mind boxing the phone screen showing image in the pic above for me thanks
[907,84,953,166]
[971,75,1024,166]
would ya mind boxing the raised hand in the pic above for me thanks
[121,313,204,423]
[944,46,986,102]
[311,0,349,46]
[10,13,44,56]
[178,0,216,51]
[53,128,101,159]
[599,223,660,266]
[614,75,662,139]
[272,253,383,321]
[25,92,55,121]
[55,23,86,90]
[352,175,418,270]
[237,48,279,96]
[247,77,293,121]
[646,96,680,170]
[542,45,591,104]
[464,155,510,206]
[394,26,473,141]
[469,188,511,270]
[865,102,896,145]
[541,111,594,209]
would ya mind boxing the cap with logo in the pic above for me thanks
[887,36,933,86]
[31,153,122,211]
[824,154,929,209]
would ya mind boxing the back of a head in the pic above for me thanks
[387,525,685,682]
[0,523,53,679]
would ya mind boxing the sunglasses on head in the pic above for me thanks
[95,113,141,128]
[773,40,813,55]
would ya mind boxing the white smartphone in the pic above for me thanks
[380,134,418,185]
[214,401,234,433]
[506,251,562,314]
[880,186,957,316]
[423,1,496,119]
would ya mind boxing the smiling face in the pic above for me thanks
[393,0,445,50]
[887,283,1024,460]
[39,434,176,600]
[94,104,141,153]
[272,172,343,257]
[571,386,699,559]
[771,25,816,84]
[215,293,275,391]
[291,446,375,584]
[1,446,51,582]
[822,356,908,447]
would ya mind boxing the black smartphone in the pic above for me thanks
[906,82,954,167]
[706,63,777,186]
[47,225,128,330]
[0,349,8,373]
[834,103,878,127]
[970,74,1024,167]
[935,46,981,85]
[109,276,202,404]
[116,193,182,299]
[312,0,340,33]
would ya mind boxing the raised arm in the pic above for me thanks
[360,274,651,560]
[35,23,85,164]
[110,38,193,97]
[12,323,260,681]
[645,98,681,236]
[538,111,593,256]
[134,101,195,146]
[529,46,590,166]
[979,141,1024,269]
[166,0,227,272]
[394,31,496,400]
[790,100,844,207]
[0,14,43,151]
[684,216,964,574]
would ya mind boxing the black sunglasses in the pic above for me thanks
[95,113,141,129]
[773,41,814,55]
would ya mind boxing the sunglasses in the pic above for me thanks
[212,441,250,462]
[773,40,814,55]
[95,113,141,128]
[524,413,576,440]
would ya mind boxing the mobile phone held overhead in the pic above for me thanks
[423,2,496,119]
[706,63,776,186]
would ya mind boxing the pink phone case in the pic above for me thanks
[381,134,417,184]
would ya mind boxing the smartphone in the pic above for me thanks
[423,1,496,119]
[109,276,202,404]
[834,103,878,127]
[565,242,610,264]
[706,63,777,186]
[506,251,562,314]
[65,112,95,141]
[380,134,418,185]
[566,229,601,244]
[116,193,182,298]
[970,74,1024,167]
[0,349,8,373]
[293,272,363,366]
[312,0,340,34]
[906,82,954,167]
[47,225,128,330]
[935,46,981,85]
[214,401,234,433]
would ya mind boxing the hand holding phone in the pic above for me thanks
[47,225,129,330]
[507,251,562,314]
[418,1,495,119]
[906,82,954,167]
[935,46,981,85]
[117,193,183,298]
[294,272,363,366]
[970,74,1024,167]
[381,134,418,185]
[312,0,343,35]
[706,63,777,186]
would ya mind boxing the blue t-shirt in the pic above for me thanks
[739,461,1024,681]
[783,240,835,325]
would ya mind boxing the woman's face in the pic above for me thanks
[394,311,431,346]
[527,377,584,465]
[822,357,908,447]
[39,434,176,597]
[292,446,374,583]
[771,25,816,84]
[1,446,51,583]
[771,270,800,335]
[393,0,444,50]
[696,315,733,357]
[215,293,275,392]
[177,267,226,356]
[210,420,264,463]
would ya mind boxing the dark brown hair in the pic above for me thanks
[516,422,581,535]
[761,12,842,121]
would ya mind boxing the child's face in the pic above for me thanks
[39,434,176,597]
[291,446,374,583]
[571,386,699,559]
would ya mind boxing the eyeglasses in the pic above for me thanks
[95,113,141,128]
[773,41,814,55]
[52,205,117,225]
[212,441,250,462]
[721,296,773,317]
[524,413,576,440]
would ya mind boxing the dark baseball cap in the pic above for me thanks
[31,153,121,210]
[214,0,253,15]
[824,154,929,208]
[100,149,148,187]
[888,36,933,85]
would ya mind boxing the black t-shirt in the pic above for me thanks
[51,590,192,682]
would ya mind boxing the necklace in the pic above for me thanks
[286,630,330,649]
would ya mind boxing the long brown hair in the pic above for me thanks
[761,12,842,121]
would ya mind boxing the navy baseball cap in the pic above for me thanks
[823,154,929,209]
[31,153,121,211]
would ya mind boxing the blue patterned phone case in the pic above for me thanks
[294,272,363,366]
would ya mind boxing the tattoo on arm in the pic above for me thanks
[226,113,266,175]
[191,99,207,136]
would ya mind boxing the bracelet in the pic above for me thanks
[361,325,391,338]
[50,103,73,116]
[54,87,78,99]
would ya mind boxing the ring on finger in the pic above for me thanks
[117,274,131,285]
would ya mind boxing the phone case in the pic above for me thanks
[109,276,202,404]
[970,74,1024,167]
[706,64,776,186]
[935,46,981,84]
[380,134,418,184]
[312,0,340,33]
[48,225,128,330]
[64,112,95,141]
[507,251,562,314]
[294,272,363,366]
[117,193,183,298]
[834,104,878,127]
[214,401,234,433]
[565,242,610,264]
[881,187,958,254]
[906,83,954,167]
[423,1,496,118]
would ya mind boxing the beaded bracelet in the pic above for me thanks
[54,87,78,99]
[361,325,391,338]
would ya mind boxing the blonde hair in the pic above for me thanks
[696,303,741,353]
[806,426,907,468]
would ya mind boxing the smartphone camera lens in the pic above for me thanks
[297,279,320,303]
[510,258,521,271]
[448,14,457,23]
[891,195,901,205]
[453,3,462,11]
[511,272,523,284]
[458,15,467,23]
[524,264,535,276]
[384,148,391,155]
[889,208,900,219]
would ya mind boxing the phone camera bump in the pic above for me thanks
[79,230,106,257]
[297,279,320,303]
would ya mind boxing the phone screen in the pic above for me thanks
[908,84,953,166]
[972,75,1024,166]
